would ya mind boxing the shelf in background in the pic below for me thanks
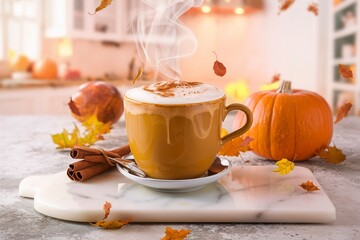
[334,0,357,13]
[332,82,357,91]
[334,57,357,65]
[334,25,358,39]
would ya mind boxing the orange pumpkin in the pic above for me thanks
[233,81,333,161]
[33,58,58,79]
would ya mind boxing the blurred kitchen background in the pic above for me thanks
[0,0,359,116]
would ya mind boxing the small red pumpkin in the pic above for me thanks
[233,81,333,161]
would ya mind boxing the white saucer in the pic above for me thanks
[116,157,232,193]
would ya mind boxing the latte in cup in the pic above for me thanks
[124,81,252,180]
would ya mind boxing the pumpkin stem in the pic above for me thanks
[276,80,292,94]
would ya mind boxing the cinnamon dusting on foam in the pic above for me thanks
[143,81,202,97]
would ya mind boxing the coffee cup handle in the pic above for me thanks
[221,103,253,146]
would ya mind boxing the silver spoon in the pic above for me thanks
[110,156,228,178]
[108,157,147,178]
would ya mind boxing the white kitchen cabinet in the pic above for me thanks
[44,0,123,41]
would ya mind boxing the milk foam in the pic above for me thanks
[125,81,224,104]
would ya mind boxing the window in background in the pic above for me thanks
[0,0,42,60]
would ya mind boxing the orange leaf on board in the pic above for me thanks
[212,51,226,77]
[68,98,81,116]
[307,3,319,16]
[334,102,353,124]
[91,201,131,229]
[338,64,353,78]
[299,180,320,192]
[161,227,191,240]
[317,145,346,164]
[271,73,281,83]
[103,201,112,220]
[218,136,253,156]
[278,0,295,15]
[89,0,112,15]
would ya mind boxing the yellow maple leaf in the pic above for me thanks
[51,114,110,149]
[161,227,191,240]
[218,136,253,156]
[273,158,294,175]
[317,145,346,164]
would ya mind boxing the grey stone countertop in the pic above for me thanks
[0,115,359,240]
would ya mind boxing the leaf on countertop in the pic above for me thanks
[212,51,226,77]
[271,73,281,83]
[89,0,113,15]
[91,201,131,229]
[299,180,320,192]
[307,3,319,16]
[338,64,353,79]
[334,102,353,124]
[68,98,81,116]
[218,136,253,156]
[278,0,295,15]
[317,145,346,164]
[161,227,191,240]
[51,114,111,149]
[133,66,144,84]
[273,158,294,175]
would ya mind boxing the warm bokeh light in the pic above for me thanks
[234,7,245,15]
[201,6,212,13]
[57,38,73,58]
[260,81,280,91]
[225,79,250,103]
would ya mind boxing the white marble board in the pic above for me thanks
[19,166,336,223]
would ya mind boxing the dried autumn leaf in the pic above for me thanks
[51,125,81,149]
[338,64,353,79]
[132,66,143,84]
[212,51,226,77]
[89,0,112,15]
[161,227,191,240]
[91,201,131,229]
[82,114,111,135]
[334,102,353,124]
[271,73,281,83]
[317,145,346,164]
[299,180,320,192]
[218,136,253,156]
[307,3,319,16]
[278,0,295,15]
[91,218,131,229]
[68,98,81,116]
[103,201,112,220]
[273,158,294,175]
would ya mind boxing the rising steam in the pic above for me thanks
[132,0,203,81]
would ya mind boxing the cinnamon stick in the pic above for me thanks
[67,144,131,182]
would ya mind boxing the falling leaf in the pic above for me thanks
[91,201,131,229]
[51,114,111,149]
[334,103,353,124]
[273,158,294,175]
[68,98,81,116]
[161,227,191,240]
[299,180,320,192]
[103,201,112,220]
[307,3,319,16]
[278,0,295,15]
[132,66,143,84]
[212,51,226,77]
[89,0,112,15]
[338,64,353,79]
[317,145,346,164]
[218,136,254,156]
[271,73,281,83]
